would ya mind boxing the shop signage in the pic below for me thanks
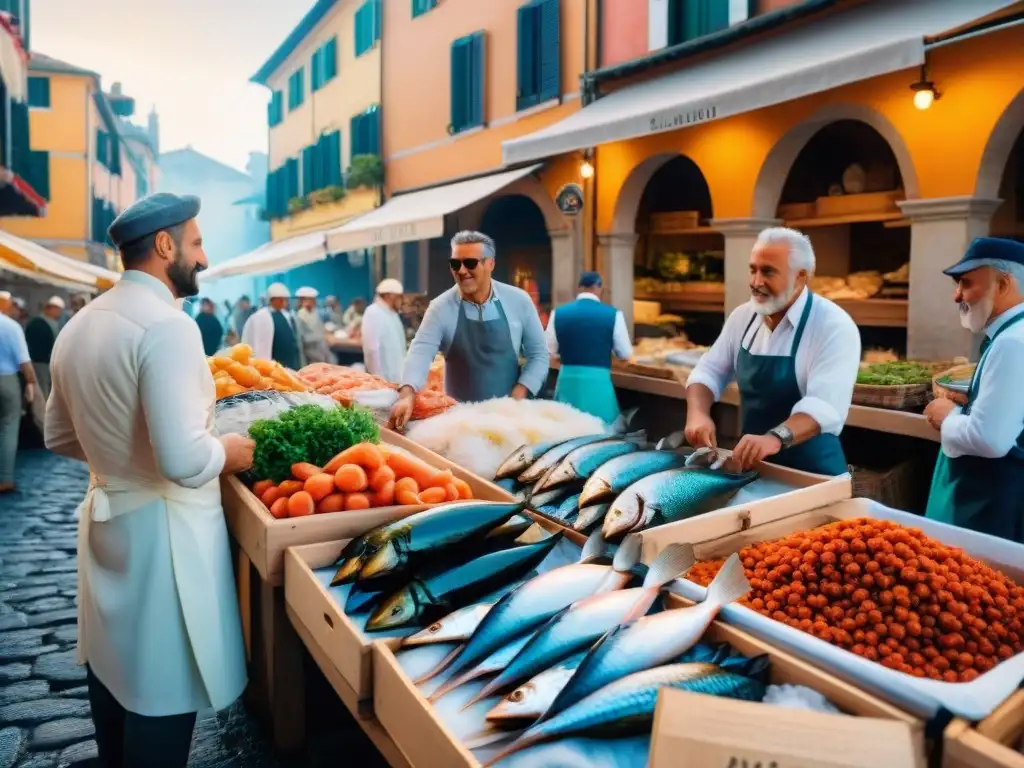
[555,183,584,216]
[649,105,717,133]
[369,222,418,244]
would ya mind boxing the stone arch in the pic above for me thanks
[752,103,920,220]
[457,173,570,236]
[975,86,1024,200]
[610,152,714,235]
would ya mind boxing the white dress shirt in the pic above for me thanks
[686,287,861,436]
[940,302,1024,459]
[241,306,296,362]
[361,298,407,383]
[545,292,634,361]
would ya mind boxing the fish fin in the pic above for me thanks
[624,429,648,444]
[655,430,686,451]
[463,727,525,751]
[642,542,696,589]
[412,643,465,685]
[427,665,479,702]
[461,681,500,710]
[580,529,612,563]
[705,552,751,607]
[612,533,643,573]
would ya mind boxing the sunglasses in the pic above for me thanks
[449,258,482,272]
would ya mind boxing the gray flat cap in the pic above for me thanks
[108,192,201,248]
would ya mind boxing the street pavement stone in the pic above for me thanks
[3,451,390,767]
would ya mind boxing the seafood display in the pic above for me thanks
[297,362,457,421]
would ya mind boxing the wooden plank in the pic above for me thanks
[258,578,306,752]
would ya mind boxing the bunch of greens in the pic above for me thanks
[249,404,379,482]
[856,361,934,386]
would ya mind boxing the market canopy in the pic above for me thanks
[0,228,119,290]
[199,231,327,281]
[0,257,98,292]
[325,164,543,253]
[501,0,1018,164]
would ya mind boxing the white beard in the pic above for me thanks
[958,289,995,333]
[750,278,796,317]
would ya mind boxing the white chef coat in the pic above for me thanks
[687,288,861,436]
[940,302,1024,459]
[296,306,331,364]
[544,292,634,360]
[361,297,407,383]
[44,270,247,716]
[241,306,297,362]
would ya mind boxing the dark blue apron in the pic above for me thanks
[270,310,301,371]
[735,292,848,476]
[444,297,522,403]
[925,311,1024,544]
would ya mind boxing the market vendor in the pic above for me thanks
[388,230,549,430]
[295,286,332,364]
[684,227,860,475]
[362,278,407,383]
[241,281,302,370]
[545,271,633,423]
[44,191,252,766]
[924,237,1024,544]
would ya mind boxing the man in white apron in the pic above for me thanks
[45,192,253,767]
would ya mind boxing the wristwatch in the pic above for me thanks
[767,424,793,450]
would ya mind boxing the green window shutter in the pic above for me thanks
[372,0,382,44]
[110,134,122,176]
[27,76,50,108]
[28,151,50,200]
[704,0,730,35]
[95,130,109,168]
[516,4,538,110]
[323,37,338,82]
[412,0,422,17]
[301,146,316,194]
[354,5,363,56]
[536,0,560,102]
[326,131,342,187]
[285,157,299,200]
[268,91,283,126]
[450,36,470,133]
[350,114,363,157]
[367,106,380,156]
[289,69,305,110]
[311,49,323,92]
[9,101,30,179]
[468,33,485,129]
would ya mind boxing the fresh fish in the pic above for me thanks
[533,440,643,494]
[524,486,576,508]
[428,632,535,702]
[495,477,522,493]
[536,504,561,518]
[572,503,611,533]
[602,468,758,540]
[436,532,643,686]
[486,662,766,764]
[541,553,750,720]
[654,430,687,451]
[554,493,582,522]
[578,450,690,508]
[609,406,640,434]
[485,514,533,542]
[396,642,463,684]
[484,652,588,724]
[401,602,495,648]
[467,543,696,705]
[344,583,388,614]
[685,446,729,470]
[365,533,563,632]
[356,502,523,584]
[495,438,576,480]
[518,433,643,485]
[485,735,651,768]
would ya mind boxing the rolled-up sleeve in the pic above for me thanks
[686,308,743,400]
[139,317,225,488]
[401,299,447,392]
[612,310,633,361]
[544,309,559,358]
[941,336,1024,459]
[791,312,861,435]
[516,295,550,395]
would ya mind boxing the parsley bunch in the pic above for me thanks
[248,404,379,482]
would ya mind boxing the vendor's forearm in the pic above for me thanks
[19,361,36,385]
[781,412,821,446]
[685,383,715,419]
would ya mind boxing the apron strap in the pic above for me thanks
[789,291,814,356]
[740,312,759,351]
[968,310,1024,401]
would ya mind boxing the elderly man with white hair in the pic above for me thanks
[241,282,301,369]
[294,286,331,365]
[923,237,1024,544]
[361,278,407,383]
[684,227,860,475]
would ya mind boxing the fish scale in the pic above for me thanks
[517,435,622,484]
[533,440,643,493]
[578,450,690,508]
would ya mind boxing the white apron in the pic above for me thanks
[76,473,248,717]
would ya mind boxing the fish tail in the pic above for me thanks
[612,533,643,572]
[482,732,542,767]
[580,528,612,563]
[426,665,479,702]
[461,678,502,710]
[463,727,524,751]
[412,643,464,685]
[642,542,695,589]
[705,552,751,607]
[655,430,686,451]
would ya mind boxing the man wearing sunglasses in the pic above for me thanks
[389,230,549,430]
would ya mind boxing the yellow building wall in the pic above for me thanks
[595,26,1024,231]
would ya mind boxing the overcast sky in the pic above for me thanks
[31,0,312,170]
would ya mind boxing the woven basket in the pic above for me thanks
[932,363,976,406]
[851,458,917,510]
[852,360,959,410]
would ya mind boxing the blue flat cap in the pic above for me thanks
[944,237,1024,277]
[579,271,603,288]
[108,192,201,248]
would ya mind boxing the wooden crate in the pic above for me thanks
[944,691,1024,768]
[815,190,903,218]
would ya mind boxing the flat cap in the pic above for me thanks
[108,192,201,249]
[944,237,1024,278]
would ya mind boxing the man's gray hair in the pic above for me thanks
[990,259,1024,288]
[754,227,816,276]
[451,230,496,259]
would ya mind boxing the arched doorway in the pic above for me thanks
[767,118,914,355]
[987,114,1023,243]
[625,154,722,346]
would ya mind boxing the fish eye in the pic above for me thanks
[391,605,403,616]
[510,690,524,702]
[428,623,441,633]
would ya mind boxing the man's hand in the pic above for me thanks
[23,383,35,404]
[924,397,957,430]
[684,414,717,450]
[732,433,782,471]
[388,388,416,432]
[220,433,255,475]
[510,384,529,401]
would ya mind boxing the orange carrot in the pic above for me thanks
[444,483,460,502]
[418,487,447,504]
[291,463,323,482]
[260,486,283,507]
[451,478,473,500]
[324,443,384,474]
[386,452,436,488]
[269,497,290,519]
[316,493,345,514]
[344,493,372,511]
[304,473,336,502]
[253,479,274,497]
[394,476,419,496]
[368,465,396,492]
[278,480,304,497]
[395,489,420,506]
[334,464,368,493]
[425,469,454,489]
[287,491,315,517]
[369,480,395,507]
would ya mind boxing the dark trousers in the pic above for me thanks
[87,666,197,768]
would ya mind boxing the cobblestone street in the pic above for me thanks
[1,451,389,768]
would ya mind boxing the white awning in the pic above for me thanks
[0,257,97,292]
[326,164,543,253]
[0,229,115,288]
[0,15,27,102]
[199,232,327,281]
[502,0,1018,164]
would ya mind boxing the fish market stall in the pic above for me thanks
[943,690,1024,768]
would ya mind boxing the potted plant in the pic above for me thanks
[346,154,383,191]
[287,196,310,214]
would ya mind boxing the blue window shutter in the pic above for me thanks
[450,37,469,133]
[536,0,560,102]
[28,151,50,200]
[324,38,338,81]
[516,4,537,110]
[27,76,50,108]
[704,0,729,34]
[311,49,322,91]
[328,131,343,187]
[350,114,362,157]
[368,106,380,156]
[469,33,485,128]
[373,0,382,43]
[301,146,315,194]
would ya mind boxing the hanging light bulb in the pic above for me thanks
[580,159,595,179]
[910,65,939,111]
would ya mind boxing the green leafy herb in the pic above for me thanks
[856,362,934,387]
[249,404,380,482]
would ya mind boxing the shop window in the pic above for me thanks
[312,37,338,92]
[450,32,485,134]
[516,0,560,111]
[667,0,730,46]
[27,76,49,109]
[412,0,437,18]
[351,105,380,157]
[355,0,382,57]
[268,90,284,126]
[402,241,420,293]
[288,68,305,111]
